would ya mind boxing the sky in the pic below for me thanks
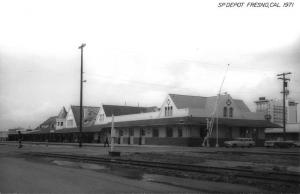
[0,0,299,130]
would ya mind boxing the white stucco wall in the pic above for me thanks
[94,105,108,125]
[55,118,66,130]
[65,109,77,128]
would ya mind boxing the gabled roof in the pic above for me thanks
[34,116,57,132]
[234,99,250,112]
[39,116,57,127]
[169,94,250,112]
[169,94,207,109]
[102,105,157,117]
[71,106,100,127]
[57,107,68,119]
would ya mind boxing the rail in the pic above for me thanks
[26,152,300,185]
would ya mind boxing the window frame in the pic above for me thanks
[153,128,159,137]
[229,107,234,117]
[223,107,227,117]
[166,127,173,137]
[178,127,183,137]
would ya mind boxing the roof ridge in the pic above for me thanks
[102,104,154,108]
[169,93,208,98]
[71,105,100,108]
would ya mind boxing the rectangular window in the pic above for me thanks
[229,107,233,117]
[166,127,173,137]
[60,122,63,126]
[223,107,227,117]
[153,128,159,137]
[140,128,146,136]
[129,128,134,136]
[178,128,183,137]
[119,129,123,136]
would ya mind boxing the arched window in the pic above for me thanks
[223,107,227,117]
[165,107,167,116]
[229,107,234,117]
[170,106,173,116]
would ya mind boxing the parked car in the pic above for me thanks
[292,141,300,147]
[264,140,276,147]
[264,140,295,148]
[224,138,255,148]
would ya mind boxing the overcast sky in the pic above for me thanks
[0,0,299,130]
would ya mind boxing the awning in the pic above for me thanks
[25,116,282,135]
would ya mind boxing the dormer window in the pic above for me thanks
[99,114,105,121]
[165,106,173,116]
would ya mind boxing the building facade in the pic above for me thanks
[104,94,274,146]
[12,93,280,146]
[255,97,298,124]
[255,97,299,140]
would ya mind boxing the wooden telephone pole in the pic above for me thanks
[277,72,291,141]
[78,43,86,147]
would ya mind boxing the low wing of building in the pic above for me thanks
[31,116,57,134]
[95,104,159,125]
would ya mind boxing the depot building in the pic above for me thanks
[16,93,280,147]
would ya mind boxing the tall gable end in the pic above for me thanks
[57,107,68,118]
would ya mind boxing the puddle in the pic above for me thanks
[53,160,107,170]
[52,160,144,179]
[53,160,79,167]
[287,166,300,173]
[143,174,263,193]
[108,166,144,180]
[196,159,300,173]
[80,163,107,170]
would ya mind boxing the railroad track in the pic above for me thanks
[26,152,300,185]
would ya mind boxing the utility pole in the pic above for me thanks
[277,72,291,141]
[216,93,220,147]
[78,43,86,147]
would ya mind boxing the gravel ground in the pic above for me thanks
[2,142,300,192]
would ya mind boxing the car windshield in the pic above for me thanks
[234,138,243,141]
[235,138,251,141]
